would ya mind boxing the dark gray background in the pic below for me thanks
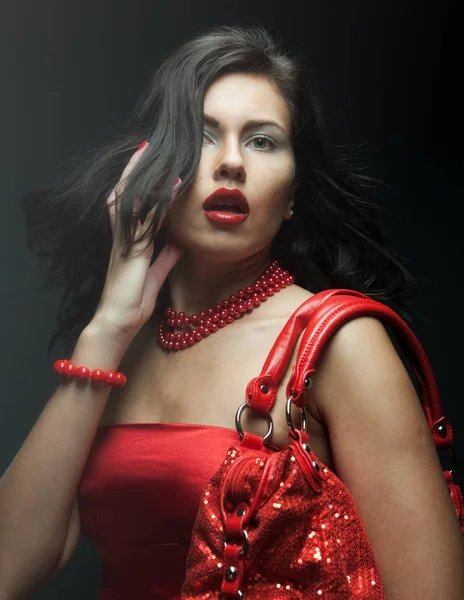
[1,1,461,597]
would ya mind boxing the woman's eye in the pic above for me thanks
[202,131,212,144]
[202,132,277,151]
[249,136,276,151]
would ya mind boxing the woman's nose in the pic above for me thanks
[215,142,245,182]
[217,162,245,182]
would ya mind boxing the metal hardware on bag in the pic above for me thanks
[304,374,312,388]
[223,528,249,557]
[235,402,273,442]
[303,443,311,453]
[260,383,269,393]
[286,397,308,433]
[440,446,456,474]
[437,423,448,438]
[312,461,321,471]
[448,447,456,474]
[236,508,246,517]
[225,565,238,581]
[218,592,243,600]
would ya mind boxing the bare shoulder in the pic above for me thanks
[266,289,400,425]
[262,283,315,320]
[307,315,402,420]
[282,284,315,305]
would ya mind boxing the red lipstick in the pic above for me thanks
[202,188,249,225]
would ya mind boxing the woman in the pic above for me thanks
[1,24,463,600]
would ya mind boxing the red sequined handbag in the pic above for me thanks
[181,290,464,599]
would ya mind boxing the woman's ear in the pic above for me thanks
[284,197,295,220]
[283,177,298,220]
[290,179,299,212]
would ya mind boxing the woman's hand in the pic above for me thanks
[93,142,184,346]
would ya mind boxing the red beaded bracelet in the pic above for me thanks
[53,359,127,387]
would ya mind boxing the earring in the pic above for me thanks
[290,209,294,217]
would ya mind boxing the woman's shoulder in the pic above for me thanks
[263,284,316,321]
[286,285,316,305]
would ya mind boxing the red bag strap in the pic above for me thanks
[245,289,367,414]
[245,289,453,453]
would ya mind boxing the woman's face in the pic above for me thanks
[167,72,296,264]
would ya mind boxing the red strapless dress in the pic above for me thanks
[78,423,240,600]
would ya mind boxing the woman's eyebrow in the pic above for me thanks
[203,114,288,136]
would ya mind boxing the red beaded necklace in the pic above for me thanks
[157,260,295,351]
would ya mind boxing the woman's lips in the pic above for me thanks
[203,188,249,210]
[203,210,248,224]
[202,187,249,225]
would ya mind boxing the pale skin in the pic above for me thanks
[166,72,298,314]
[100,73,464,598]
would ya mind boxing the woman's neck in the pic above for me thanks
[166,253,273,315]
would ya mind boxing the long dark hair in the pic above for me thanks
[20,24,418,357]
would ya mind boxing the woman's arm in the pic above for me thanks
[310,316,464,600]
[0,324,129,599]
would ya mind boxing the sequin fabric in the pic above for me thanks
[181,429,385,599]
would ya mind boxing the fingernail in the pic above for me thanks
[137,140,148,151]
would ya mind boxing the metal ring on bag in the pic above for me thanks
[286,397,308,433]
[223,528,249,557]
[449,447,456,474]
[235,403,273,442]
[443,446,456,475]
